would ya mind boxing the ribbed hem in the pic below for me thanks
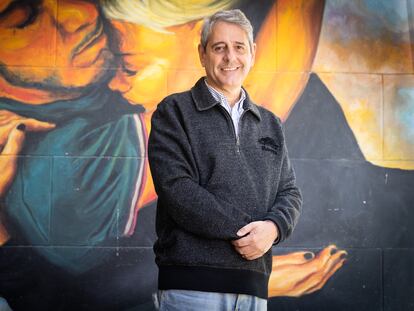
[158,265,269,299]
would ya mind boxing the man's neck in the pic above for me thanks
[0,76,81,104]
[204,79,241,107]
[225,91,242,107]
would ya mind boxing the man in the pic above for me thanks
[0,1,339,309]
[148,9,302,311]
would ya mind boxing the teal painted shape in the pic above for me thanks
[0,85,144,273]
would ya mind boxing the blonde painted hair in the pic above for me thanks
[100,0,236,32]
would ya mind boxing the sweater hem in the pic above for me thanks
[158,265,269,299]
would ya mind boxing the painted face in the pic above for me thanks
[198,21,256,95]
[108,20,203,111]
[0,0,113,90]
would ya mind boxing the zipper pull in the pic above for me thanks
[236,136,240,153]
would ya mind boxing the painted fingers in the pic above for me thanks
[268,245,347,297]
[0,110,55,197]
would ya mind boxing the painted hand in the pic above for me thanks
[268,245,347,297]
[232,220,278,260]
[0,110,55,244]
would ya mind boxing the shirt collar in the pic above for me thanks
[190,77,261,120]
[204,79,246,114]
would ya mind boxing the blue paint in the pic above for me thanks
[396,87,414,143]
[0,85,144,273]
[325,0,410,41]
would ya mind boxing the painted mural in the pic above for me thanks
[0,0,413,310]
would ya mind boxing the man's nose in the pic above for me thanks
[56,0,100,33]
[223,48,237,62]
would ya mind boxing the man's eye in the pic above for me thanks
[214,46,225,52]
[236,45,245,52]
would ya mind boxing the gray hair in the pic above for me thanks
[200,9,254,51]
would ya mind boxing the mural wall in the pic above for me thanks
[0,0,413,310]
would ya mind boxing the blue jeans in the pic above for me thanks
[0,297,12,311]
[157,289,267,311]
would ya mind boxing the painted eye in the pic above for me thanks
[0,2,38,29]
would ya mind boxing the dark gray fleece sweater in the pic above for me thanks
[148,77,302,299]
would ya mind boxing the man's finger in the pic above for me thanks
[232,234,253,247]
[242,250,262,261]
[233,243,252,254]
[236,221,258,237]
[237,248,256,259]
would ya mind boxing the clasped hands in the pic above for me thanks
[232,220,278,261]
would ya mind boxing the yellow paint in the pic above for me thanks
[318,73,414,169]
[109,20,204,112]
[0,0,113,103]
[318,73,383,158]
[246,0,323,120]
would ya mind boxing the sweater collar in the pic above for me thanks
[190,77,261,121]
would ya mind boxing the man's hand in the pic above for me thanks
[232,220,279,260]
[0,110,55,244]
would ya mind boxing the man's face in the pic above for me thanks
[198,21,256,94]
[0,0,113,90]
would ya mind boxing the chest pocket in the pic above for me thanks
[239,137,283,187]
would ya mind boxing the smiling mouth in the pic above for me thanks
[221,66,240,71]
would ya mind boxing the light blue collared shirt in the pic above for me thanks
[205,80,246,137]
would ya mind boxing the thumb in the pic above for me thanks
[2,123,26,155]
[237,222,255,237]
[0,124,26,196]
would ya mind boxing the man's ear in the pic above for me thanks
[198,43,206,67]
[251,42,257,67]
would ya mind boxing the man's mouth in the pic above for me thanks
[221,66,240,71]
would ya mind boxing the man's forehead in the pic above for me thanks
[209,22,249,42]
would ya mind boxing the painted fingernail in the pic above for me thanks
[330,248,338,255]
[17,124,26,131]
[304,252,314,260]
[340,253,347,259]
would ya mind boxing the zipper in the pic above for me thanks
[218,106,248,154]
[237,110,247,153]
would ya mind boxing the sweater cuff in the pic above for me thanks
[263,215,287,244]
